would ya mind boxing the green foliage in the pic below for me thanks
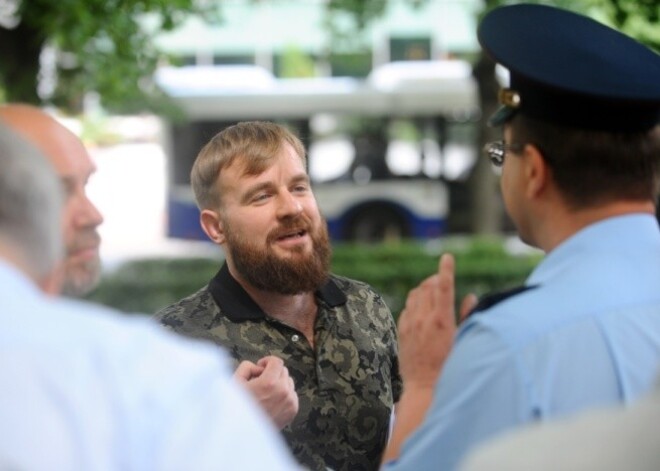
[585,0,660,51]
[279,45,316,78]
[85,257,221,314]
[85,238,542,320]
[479,0,659,51]
[321,0,426,51]
[79,113,123,147]
[0,0,216,112]
[328,51,372,78]
[2,0,656,114]
[325,0,389,31]
[331,238,541,318]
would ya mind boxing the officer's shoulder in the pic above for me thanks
[468,284,538,318]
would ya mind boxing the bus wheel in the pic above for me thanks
[346,206,408,243]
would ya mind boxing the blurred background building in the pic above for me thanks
[149,0,491,245]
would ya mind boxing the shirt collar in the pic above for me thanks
[208,262,347,322]
[528,213,660,286]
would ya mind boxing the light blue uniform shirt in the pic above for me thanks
[0,262,299,471]
[387,214,660,471]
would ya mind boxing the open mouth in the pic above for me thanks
[276,229,307,242]
[277,229,307,241]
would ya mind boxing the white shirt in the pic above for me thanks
[0,261,299,471]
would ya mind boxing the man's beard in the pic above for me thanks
[61,229,102,298]
[225,216,331,295]
[60,257,101,297]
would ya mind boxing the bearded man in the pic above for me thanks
[154,121,402,471]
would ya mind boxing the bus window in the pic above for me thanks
[307,115,476,242]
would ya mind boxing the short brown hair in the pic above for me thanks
[191,121,307,209]
[510,116,660,209]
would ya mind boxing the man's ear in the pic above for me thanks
[523,144,550,199]
[200,209,225,245]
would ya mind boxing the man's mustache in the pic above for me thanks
[67,229,101,254]
[267,217,313,242]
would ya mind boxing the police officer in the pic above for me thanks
[382,4,660,471]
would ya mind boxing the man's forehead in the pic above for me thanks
[219,151,307,199]
[39,128,94,176]
[226,146,305,180]
[1,110,94,178]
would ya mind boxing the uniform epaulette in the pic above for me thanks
[467,284,538,317]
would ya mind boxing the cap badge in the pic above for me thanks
[499,88,521,108]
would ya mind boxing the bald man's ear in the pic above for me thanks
[200,209,225,245]
[523,144,550,199]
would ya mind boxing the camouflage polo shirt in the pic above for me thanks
[154,263,402,471]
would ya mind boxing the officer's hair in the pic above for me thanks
[0,123,63,278]
[191,121,307,210]
[510,115,660,209]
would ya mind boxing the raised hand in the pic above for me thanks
[234,355,299,429]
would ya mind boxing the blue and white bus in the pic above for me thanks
[156,60,479,242]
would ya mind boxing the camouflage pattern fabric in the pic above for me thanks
[154,263,402,471]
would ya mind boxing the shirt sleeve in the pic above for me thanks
[155,364,299,471]
[382,300,403,404]
[126,326,300,471]
[386,319,532,471]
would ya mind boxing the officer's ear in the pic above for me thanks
[522,144,550,199]
[200,209,225,245]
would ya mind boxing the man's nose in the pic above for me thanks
[74,193,104,228]
[276,191,303,219]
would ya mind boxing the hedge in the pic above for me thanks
[330,237,542,318]
[85,236,543,320]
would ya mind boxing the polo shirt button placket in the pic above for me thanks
[291,334,300,342]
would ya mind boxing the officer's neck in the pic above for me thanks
[539,199,655,253]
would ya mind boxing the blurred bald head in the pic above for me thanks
[0,104,104,297]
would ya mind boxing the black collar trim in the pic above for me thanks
[467,284,538,317]
[208,263,347,322]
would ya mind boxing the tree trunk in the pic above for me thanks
[0,21,45,104]
[468,52,505,234]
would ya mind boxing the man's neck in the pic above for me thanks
[228,264,319,345]
[538,200,656,253]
